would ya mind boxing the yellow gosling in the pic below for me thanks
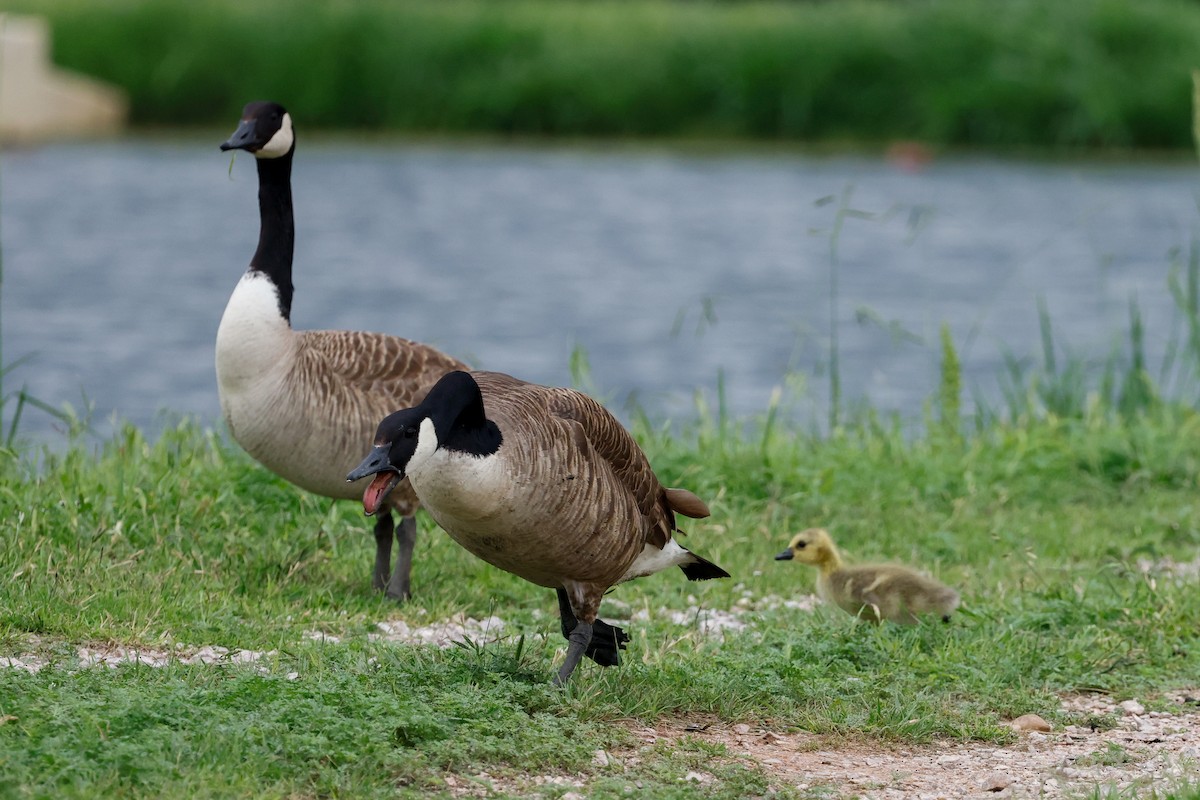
[774,528,959,624]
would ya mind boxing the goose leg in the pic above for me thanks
[556,588,628,667]
[372,511,395,592]
[385,515,417,601]
[554,619,593,687]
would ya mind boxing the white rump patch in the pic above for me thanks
[619,539,694,583]
[255,112,294,159]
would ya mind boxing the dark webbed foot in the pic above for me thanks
[556,588,627,667]
[585,619,630,666]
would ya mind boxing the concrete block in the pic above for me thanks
[1,14,128,144]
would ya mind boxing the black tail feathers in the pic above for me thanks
[680,553,731,581]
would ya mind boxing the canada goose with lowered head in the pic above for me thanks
[347,370,731,685]
[775,528,959,624]
[216,101,465,600]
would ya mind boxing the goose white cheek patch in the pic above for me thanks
[255,113,294,158]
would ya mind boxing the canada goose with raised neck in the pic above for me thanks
[216,100,465,600]
[347,370,730,685]
[775,528,959,624]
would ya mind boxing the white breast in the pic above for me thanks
[408,442,513,527]
[214,272,300,463]
[215,272,295,394]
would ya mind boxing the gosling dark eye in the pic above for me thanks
[795,542,807,549]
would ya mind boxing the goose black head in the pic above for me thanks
[347,405,424,516]
[346,371,502,516]
[220,101,294,158]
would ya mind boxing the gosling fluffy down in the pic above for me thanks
[775,528,959,624]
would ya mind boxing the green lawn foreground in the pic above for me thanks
[1,388,1198,797]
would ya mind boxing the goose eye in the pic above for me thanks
[403,426,418,439]
[795,541,807,549]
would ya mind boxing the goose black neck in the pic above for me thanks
[445,412,503,458]
[250,154,295,322]
[429,373,503,457]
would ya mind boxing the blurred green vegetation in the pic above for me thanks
[9,0,1200,148]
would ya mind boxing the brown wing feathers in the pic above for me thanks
[303,330,466,400]
[539,382,697,550]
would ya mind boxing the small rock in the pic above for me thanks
[592,750,610,768]
[761,731,782,744]
[562,793,585,800]
[1119,700,1146,716]
[981,773,1012,792]
[732,723,752,735]
[684,771,712,784]
[1011,714,1052,732]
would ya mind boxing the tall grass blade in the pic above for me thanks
[1192,69,1200,163]
[1117,298,1156,418]
[937,324,962,442]
[1037,296,1056,376]
[5,390,25,447]
[568,342,594,395]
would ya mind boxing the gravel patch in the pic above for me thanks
[1,643,275,673]
[368,613,507,648]
[0,602,736,676]
[3,584,821,679]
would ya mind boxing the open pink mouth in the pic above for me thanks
[362,472,401,516]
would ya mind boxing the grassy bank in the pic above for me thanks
[9,0,1200,149]
[2,387,1200,795]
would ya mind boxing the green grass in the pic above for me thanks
[7,0,1200,149]
[2,387,1199,796]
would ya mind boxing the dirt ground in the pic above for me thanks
[609,690,1200,799]
[440,691,1200,798]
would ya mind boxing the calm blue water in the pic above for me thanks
[2,136,1197,445]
